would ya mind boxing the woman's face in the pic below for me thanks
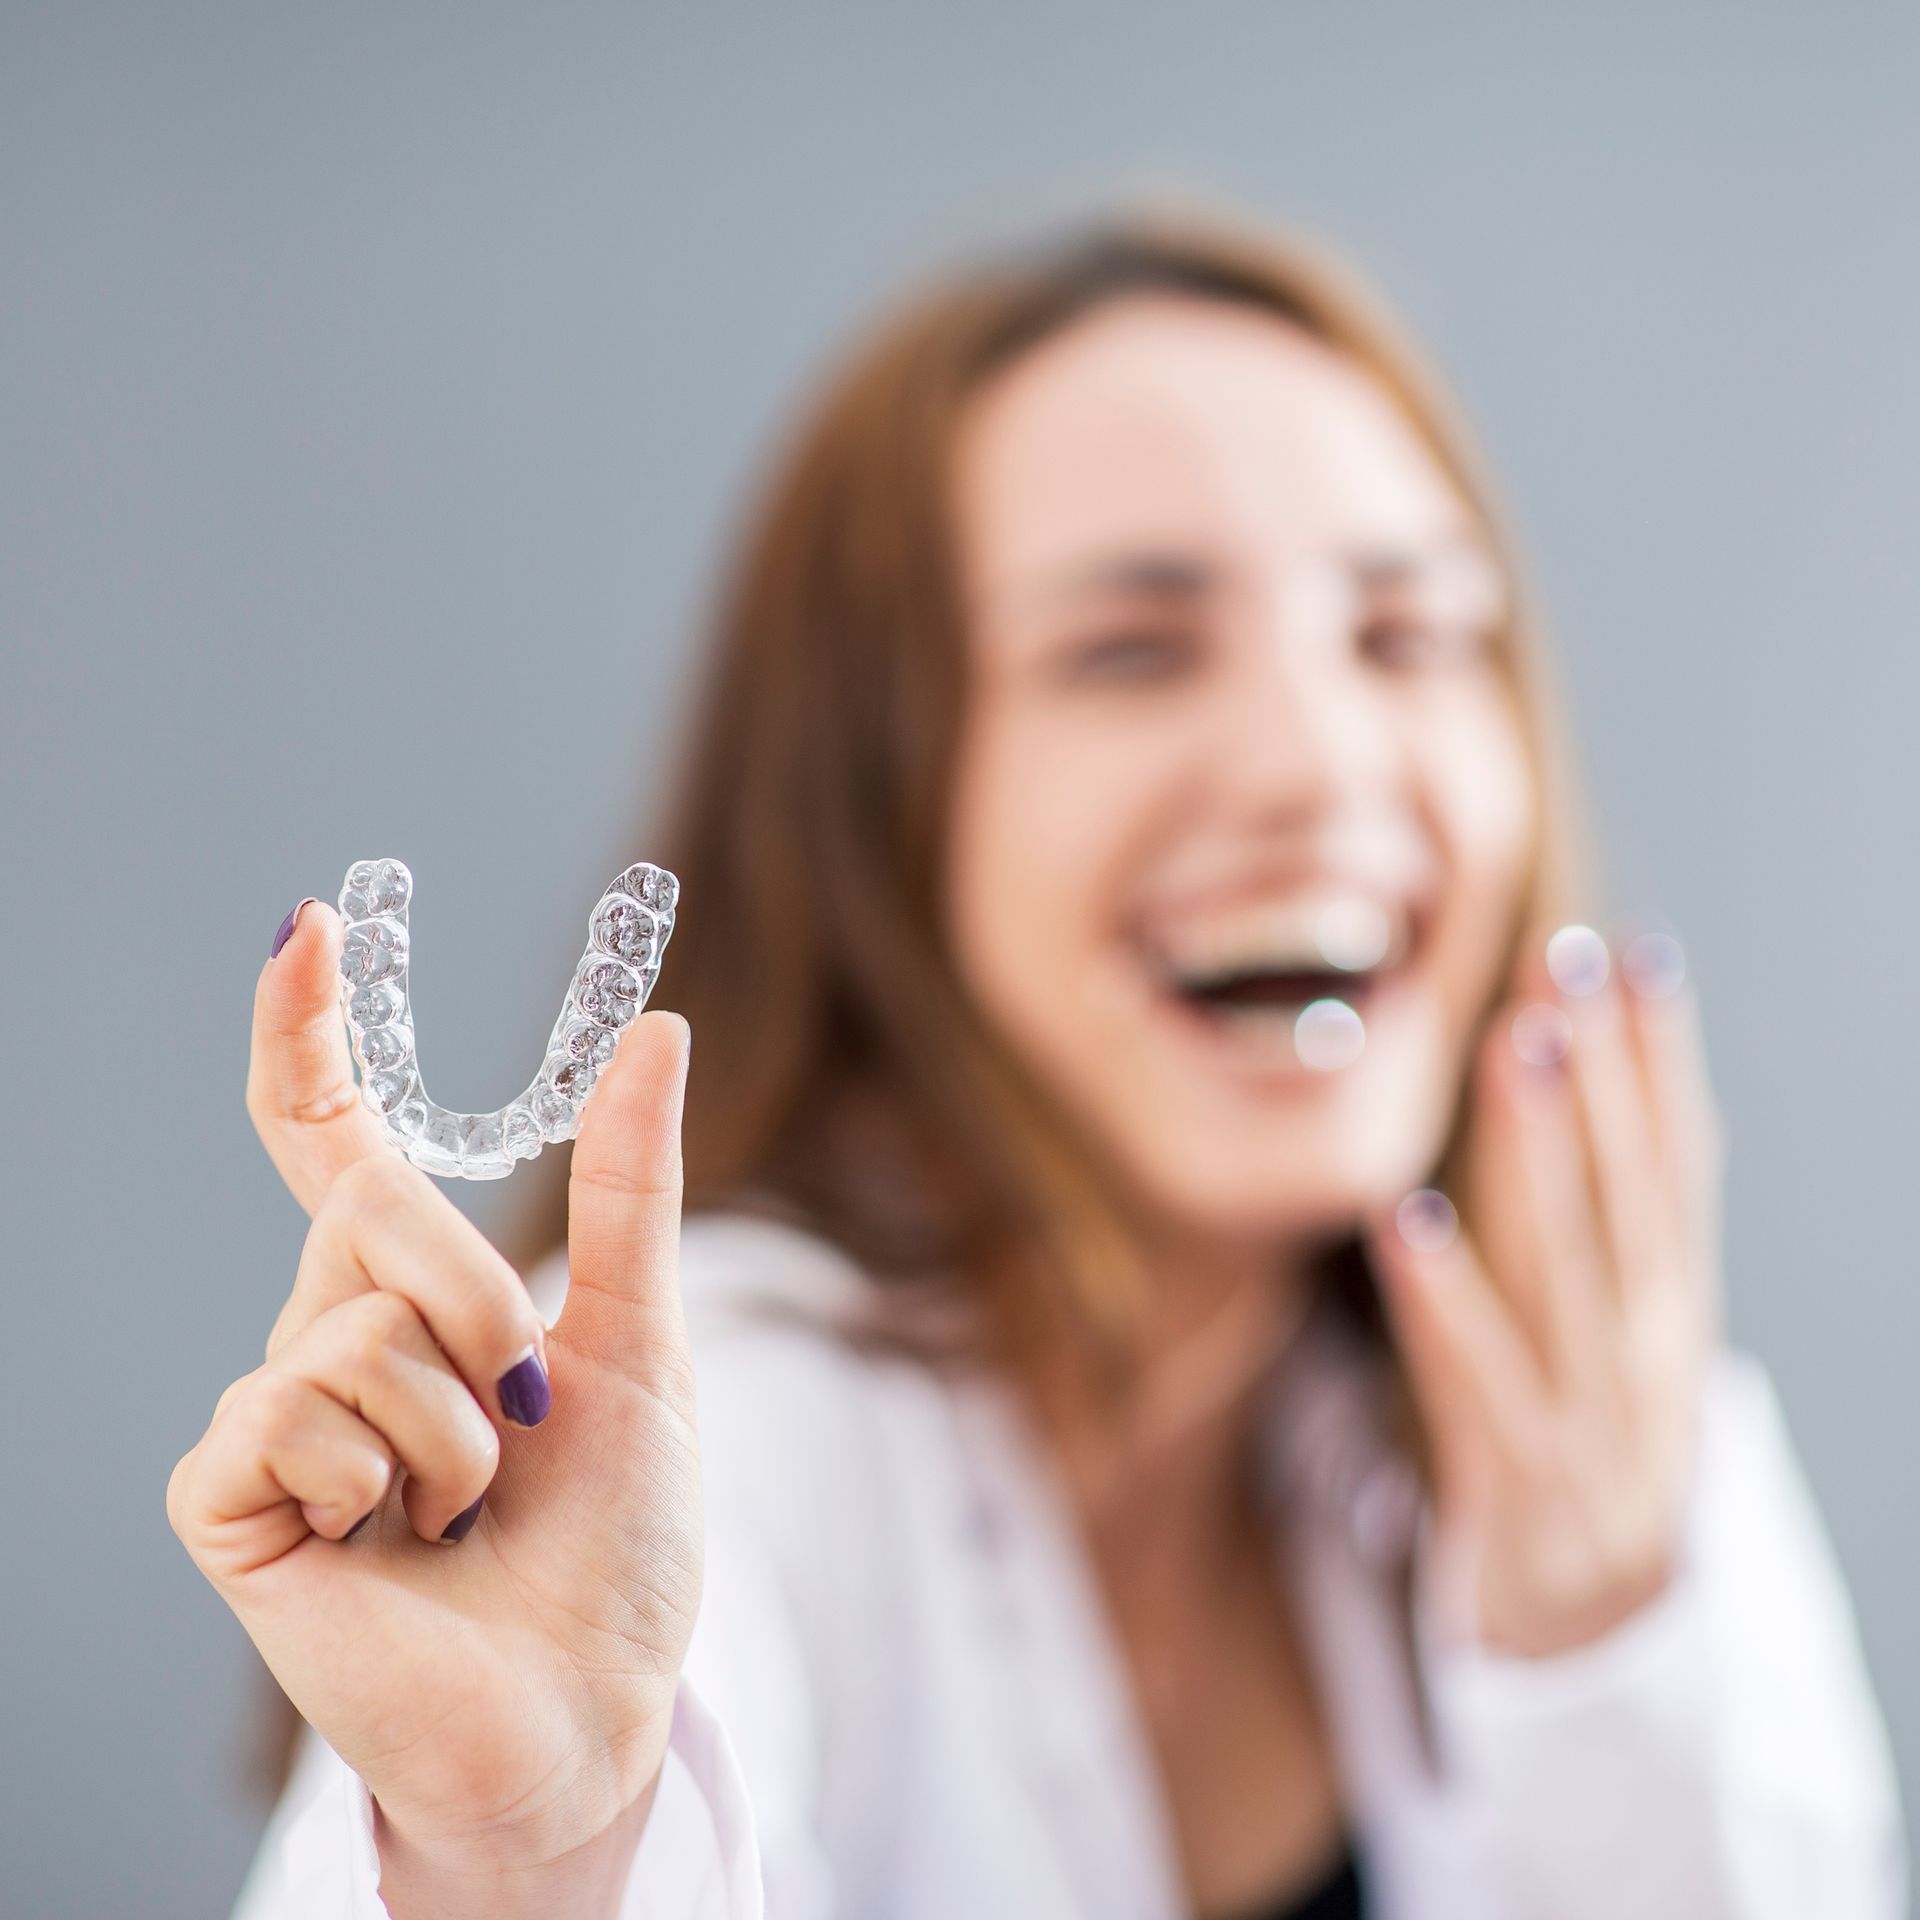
[946,293,1536,1256]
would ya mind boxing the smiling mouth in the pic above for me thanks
[1129,894,1426,1077]
[1159,964,1389,1070]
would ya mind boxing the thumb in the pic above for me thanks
[558,1009,692,1371]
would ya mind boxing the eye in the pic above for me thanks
[1358,617,1495,673]
[1055,626,1199,685]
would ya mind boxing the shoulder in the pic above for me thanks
[529,1203,928,1481]
[671,1215,961,1748]
[1694,1343,1815,1526]
[671,1209,967,1562]
[1677,1344,1897,1747]
[1688,1343,1858,1608]
[669,1216,964,1863]
[677,1205,887,1333]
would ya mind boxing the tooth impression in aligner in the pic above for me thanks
[335,856,679,1180]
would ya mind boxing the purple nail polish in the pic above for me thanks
[270,897,319,959]
[1545,923,1610,997]
[1394,1187,1458,1253]
[1510,1002,1573,1069]
[440,1494,485,1544]
[1622,928,1687,999]
[497,1347,551,1428]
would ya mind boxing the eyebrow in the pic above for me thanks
[1002,535,1500,614]
[1028,552,1220,606]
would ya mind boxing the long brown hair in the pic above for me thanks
[500,192,1599,1385]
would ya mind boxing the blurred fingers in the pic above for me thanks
[1616,921,1728,1319]
[1535,925,1667,1294]
[1468,994,1618,1387]
[1365,1189,1548,1485]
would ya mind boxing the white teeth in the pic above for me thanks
[1312,899,1392,973]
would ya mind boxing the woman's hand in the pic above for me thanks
[1363,921,1726,1658]
[167,902,702,1894]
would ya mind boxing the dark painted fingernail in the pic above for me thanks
[270,897,319,959]
[440,1494,486,1544]
[1545,922,1610,997]
[1394,1187,1458,1253]
[497,1346,552,1428]
[344,1508,376,1539]
[1622,927,1687,999]
[1510,1002,1572,1069]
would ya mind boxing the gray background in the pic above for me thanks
[3,3,1915,1913]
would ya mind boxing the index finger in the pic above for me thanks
[247,899,391,1216]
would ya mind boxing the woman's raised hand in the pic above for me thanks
[1364,922,1726,1658]
[167,902,702,1898]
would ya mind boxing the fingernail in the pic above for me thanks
[440,1495,486,1544]
[497,1346,552,1428]
[1510,1001,1573,1068]
[270,898,319,959]
[344,1508,376,1540]
[1394,1187,1458,1253]
[1545,922,1610,997]
[1622,927,1687,999]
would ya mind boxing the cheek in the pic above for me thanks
[1425,696,1539,1000]
[945,698,1187,1110]
[946,708,1119,1037]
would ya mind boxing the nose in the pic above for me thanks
[1212,596,1398,826]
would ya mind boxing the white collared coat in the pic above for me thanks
[230,1209,1907,1919]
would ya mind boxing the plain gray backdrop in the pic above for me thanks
[3,4,1916,1913]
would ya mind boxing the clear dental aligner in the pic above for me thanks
[336,857,679,1180]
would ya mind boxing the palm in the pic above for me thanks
[218,1323,702,1856]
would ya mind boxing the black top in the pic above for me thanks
[1202,1841,1366,1920]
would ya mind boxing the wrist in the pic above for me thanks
[372,1765,663,1920]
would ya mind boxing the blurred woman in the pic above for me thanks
[173,201,1905,1918]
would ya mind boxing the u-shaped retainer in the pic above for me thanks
[336,856,679,1179]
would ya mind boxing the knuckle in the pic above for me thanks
[571,1157,681,1205]
[350,1452,396,1511]
[342,1289,424,1370]
[165,1450,196,1537]
[244,1368,314,1450]
[246,1055,361,1133]
[212,1369,259,1422]
[481,1278,547,1366]
[264,1302,298,1364]
[451,1414,501,1485]
[429,1244,541,1365]
[329,1149,418,1221]
[279,1078,362,1130]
